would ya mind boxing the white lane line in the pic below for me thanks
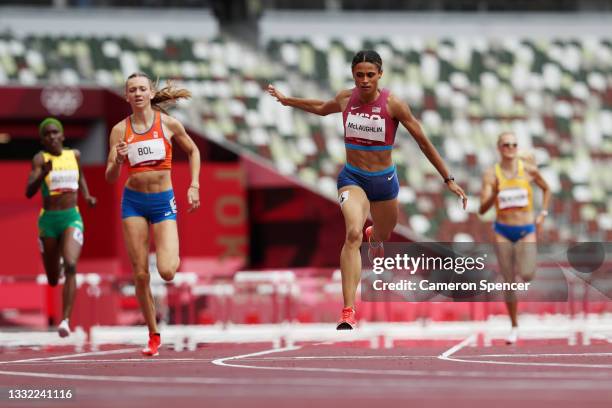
[247,355,437,360]
[0,348,140,365]
[0,368,609,391]
[464,353,612,358]
[437,334,612,369]
[441,357,612,369]
[7,355,439,365]
[438,334,476,360]
[9,352,612,365]
[1,345,610,390]
[211,342,612,381]
[212,346,302,368]
[7,358,216,364]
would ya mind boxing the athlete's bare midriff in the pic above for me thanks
[43,192,78,211]
[496,210,534,226]
[346,149,393,172]
[126,170,172,193]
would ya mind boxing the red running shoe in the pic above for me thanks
[336,307,356,330]
[365,226,384,262]
[142,333,161,356]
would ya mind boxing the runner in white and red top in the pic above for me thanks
[268,50,467,330]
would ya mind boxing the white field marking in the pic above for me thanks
[1,346,611,390]
[243,355,438,360]
[437,334,612,369]
[464,352,612,358]
[0,368,610,392]
[15,353,612,365]
[211,343,612,382]
[6,358,216,364]
[438,334,477,360]
[442,356,612,369]
[7,355,439,365]
[0,348,140,365]
[212,345,303,368]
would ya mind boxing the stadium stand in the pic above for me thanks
[1,31,609,242]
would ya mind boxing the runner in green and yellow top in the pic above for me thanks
[25,118,97,338]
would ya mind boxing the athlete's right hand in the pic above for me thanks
[492,177,500,197]
[115,142,128,165]
[41,160,52,175]
[267,84,286,105]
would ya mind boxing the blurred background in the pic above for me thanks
[1,0,611,335]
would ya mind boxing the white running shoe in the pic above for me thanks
[506,327,518,345]
[58,319,71,338]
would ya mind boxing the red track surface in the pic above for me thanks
[1,340,611,408]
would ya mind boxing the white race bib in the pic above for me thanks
[498,188,529,210]
[127,138,166,166]
[48,169,79,192]
[345,113,386,143]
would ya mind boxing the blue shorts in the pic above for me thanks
[337,163,399,202]
[121,187,177,224]
[494,222,535,243]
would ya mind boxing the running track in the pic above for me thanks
[1,338,611,407]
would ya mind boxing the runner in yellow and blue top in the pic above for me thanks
[268,50,467,330]
[25,117,97,338]
[479,131,551,344]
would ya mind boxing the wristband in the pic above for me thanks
[444,175,455,184]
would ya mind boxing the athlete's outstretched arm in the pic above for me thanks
[389,95,467,209]
[105,123,128,183]
[74,150,97,207]
[267,84,345,116]
[526,164,551,225]
[479,168,498,215]
[25,152,50,198]
[166,116,201,212]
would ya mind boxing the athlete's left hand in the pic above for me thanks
[85,195,97,207]
[187,186,200,212]
[447,181,468,210]
[535,211,546,226]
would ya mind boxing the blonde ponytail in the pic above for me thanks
[126,72,191,114]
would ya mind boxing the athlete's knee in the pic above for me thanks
[63,263,77,276]
[46,266,60,286]
[157,259,178,282]
[134,271,150,287]
[345,227,363,247]
[158,268,176,282]
[521,270,535,283]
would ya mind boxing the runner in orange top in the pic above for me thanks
[105,73,201,356]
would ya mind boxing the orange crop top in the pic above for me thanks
[124,110,172,174]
